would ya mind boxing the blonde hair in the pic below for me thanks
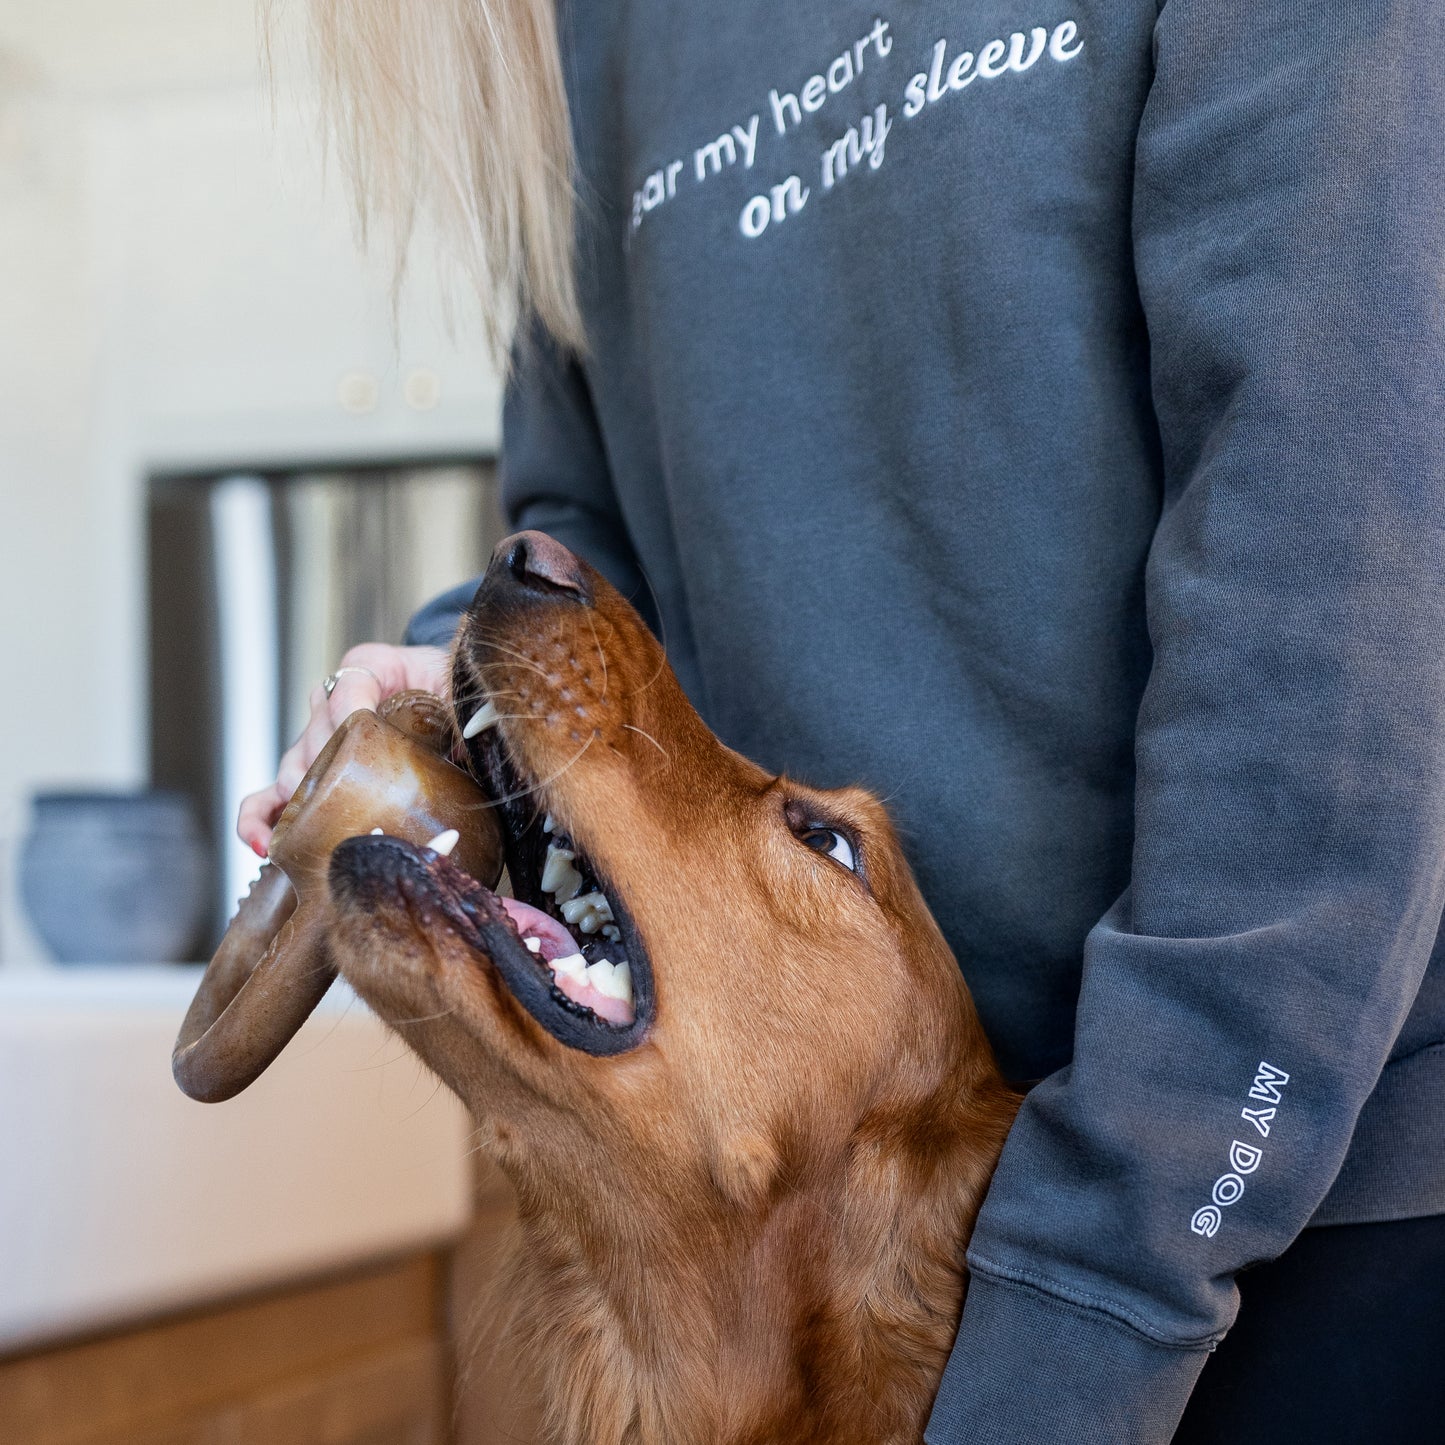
[291,0,582,356]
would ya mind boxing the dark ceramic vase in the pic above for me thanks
[19,790,210,964]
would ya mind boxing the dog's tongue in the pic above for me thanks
[499,898,635,1026]
[500,897,575,956]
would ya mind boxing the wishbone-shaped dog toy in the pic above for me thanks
[173,691,503,1102]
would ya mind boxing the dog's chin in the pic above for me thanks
[328,829,655,1059]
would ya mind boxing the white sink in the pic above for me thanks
[0,967,472,1353]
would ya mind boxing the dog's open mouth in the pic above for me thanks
[461,694,654,1040]
[330,694,654,1057]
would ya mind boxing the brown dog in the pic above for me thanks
[326,532,1019,1445]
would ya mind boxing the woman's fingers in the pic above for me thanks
[407,645,452,697]
[277,671,380,794]
[237,779,289,857]
[235,644,451,857]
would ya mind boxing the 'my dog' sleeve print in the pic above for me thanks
[931,5,1445,1441]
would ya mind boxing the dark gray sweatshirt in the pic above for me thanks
[407,1,1445,1438]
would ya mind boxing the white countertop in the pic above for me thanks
[0,966,473,1354]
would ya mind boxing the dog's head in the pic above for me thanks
[327,533,1009,1227]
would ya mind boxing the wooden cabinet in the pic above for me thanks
[0,1256,449,1445]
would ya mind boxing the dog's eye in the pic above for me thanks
[781,797,863,879]
[800,827,857,873]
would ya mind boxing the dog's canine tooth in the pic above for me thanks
[543,813,556,834]
[462,700,500,738]
[425,828,460,857]
[369,827,384,835]
[524,937,542,954]
[541,845,583,900]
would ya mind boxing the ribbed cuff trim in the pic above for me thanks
[925,1273,1210,1445]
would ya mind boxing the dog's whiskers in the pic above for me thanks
[622,723,670,761]
[397,1067,449,1123]
[585,610,609,702]
[388,1004,459,1026]
[488,710,552,725]
[459,733,598,810]
[471,634,556,681]
[347,1046,414,1073]
[637,561,668,658]
[628,636,673,701]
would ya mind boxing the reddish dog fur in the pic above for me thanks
[329,535,1019,1445]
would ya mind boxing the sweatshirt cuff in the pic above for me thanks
[925,1272,1211,1445]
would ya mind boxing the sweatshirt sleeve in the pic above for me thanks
[403,324,651,647]
[928,5,1445,1442]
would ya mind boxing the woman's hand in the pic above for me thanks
[237,643,451,857]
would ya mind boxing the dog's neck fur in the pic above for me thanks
[499,1071,1016,1445]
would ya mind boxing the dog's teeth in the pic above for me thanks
[369,827,384,835]
[425,828,460,857]
[587,959,633,1004]
[524,937,542,954]
[462,700,500,739]
[602,924,621,943]
[541,845,582,900]
[550,952,587,981]
[560,891,610,926]
[543,813,556,834]
[565,891,612,920]
[553,876,585,906]
[559,890,614,937]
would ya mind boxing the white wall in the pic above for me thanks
[0,2,503,964]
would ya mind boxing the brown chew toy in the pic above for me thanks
[173,692,504,1103]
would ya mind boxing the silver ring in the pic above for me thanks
[322,665,379,698]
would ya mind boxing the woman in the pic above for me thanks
[241,3,1445,1440]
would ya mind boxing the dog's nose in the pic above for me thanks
[496,530,591,601]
